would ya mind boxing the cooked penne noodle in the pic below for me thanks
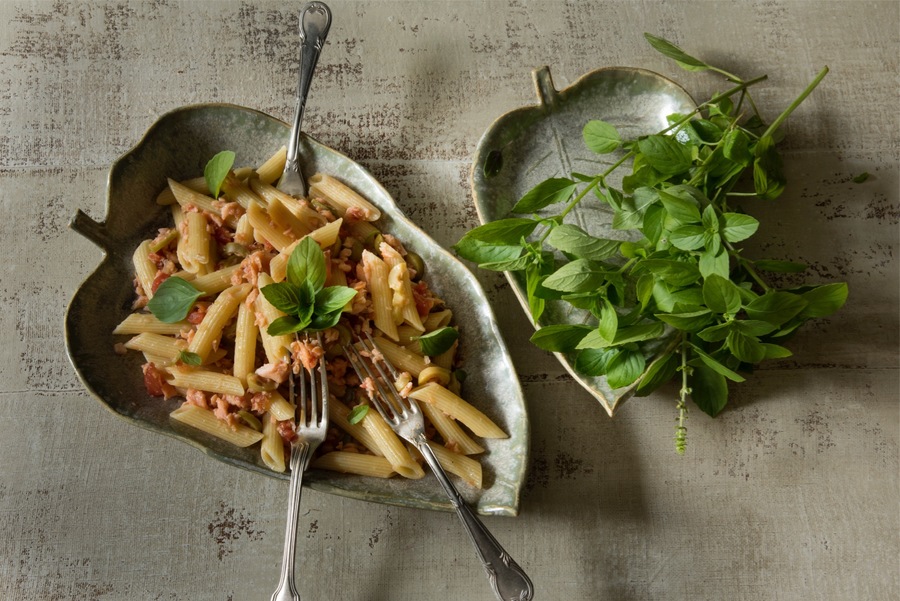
[267,390,295,421]
[260,414,286,472]
[170,404,263,447]
[267,196,312,239]
[125,333,186,362]
[221,173,264,209]
[234,213,254,246]
[362,250,398,341]
[418,365,452,387]
[254,273,292,362]
[419,401,484,455]
[114,313,191,335]
[157,176,208,205]
[381,242,425,331]
[180,211,212,274]
[167,366,246,396]
[255,145,287,185]
[132,240,157,299]
[413,443,482,488]
[311,452,395,479]
[358,408,424,479]
[372,336,427,377]
[409,383,507,439]
[168,178,219,214]
[269,219,343,282]
[329,399,384,457]
[248,179,326,229]
[191,265,241,295]
[423,309,453,331]
[309,173,381,221]
[247,201,294,252]
[233,301,258,384]
[188,283,250,361]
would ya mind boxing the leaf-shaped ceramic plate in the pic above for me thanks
[471,67,695,416]
[67,104,528,516]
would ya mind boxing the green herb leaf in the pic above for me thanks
[574,348,617,377]
[726,330,766,364]
[525,264,546,321]
[267,315,306,336]
[702,274,743,314]
[178,351,202,366]
[260,282,302,315]
[691,364,728,416]
[546,224,620,260]
[634,259,701,287]
[690,345,746,382]
[542,259,609,293]
[453,237,523,265]
[147,277,203,323]
[699,248,730,279]
[315,286,358,314]
[458,218,539,245]
[638,135,692,176]
[761,343,793,359]
[204,150,235,199]
[530,324,593,352]
[744,291,807,326]
[635,351,679,396]
[643,33,710,72]
[597,299,619,343]
[658,188,702,224]
[799,283,848,318]
[722,213,760,242]
[512,178,577,213]
[583,120,622,154]
[655,309,713,332]
[480,254,534,272]
[606,349,646,388]
[307,309,344,332]
[414,327,459,356]
[287,237,326,291]
[669,225,706,250]
[721,129,751,165]
[347,404,369,424]
[753,135,786,200]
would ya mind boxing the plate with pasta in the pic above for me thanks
[66,104,528,516]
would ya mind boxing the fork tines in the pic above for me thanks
[290,333,329,427]
[343,332,415,425]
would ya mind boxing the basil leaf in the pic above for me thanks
[542,259,608,293]
[658,188,702,224]
[147,277,203,323]
[525,264,546,321]
[458,218,539,245]
[414,327,459,356]
[260,282,302,315]
[722,129,751,165]
[606,349,645,388]
[644,33,710,72]
[690,364,728,417]
[453,237,523,265]
[347,404,369,425]
[637,135,692,176]
[697,322,732,342]
[204,150,235,199]
[669,225,706,250]
[702,274,743,315]
[178,351,202,366]
[690,344,745,382]
[315,286,358,314]
[722,213,760,242]
[635,351,679,396]
[577,322,665,349]
[753,135,786,200]
[267,315,305,336]
[546,224,620,260]
[287,237,326,291]
[634,259,700,287]
[597,299,618,343]
[583,120,622,154]
[799,283,848,318]
[480,254,533,272]
[574,348,617,377]
[655,309,713,332]
[699,247,730,279]
[306,309,343,332]
[761,343,793,359]
[513,178,577,213]
[529,324,593,352]
[726,330,766,364]
[744,291,807,326]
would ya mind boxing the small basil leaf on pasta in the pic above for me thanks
[204,150,235,199]
[315,286,358,314]
[260,282,302,315]
[267,315,305,336]
[178,351,202,366]
[414,326,458,356]
[347,404,369,425]
[287,236,326,291]
[147,277,202,323]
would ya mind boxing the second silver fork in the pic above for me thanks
[345,333,534,601]
[271,333,329,601]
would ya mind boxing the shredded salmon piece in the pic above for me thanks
[255,361,290,385]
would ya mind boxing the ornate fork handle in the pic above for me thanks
[415,435,534,601]
[271,442,314,601]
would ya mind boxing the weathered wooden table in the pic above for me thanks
[1,1,897,599]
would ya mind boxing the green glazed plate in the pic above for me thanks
[67,104,528,516]
[471,66,695,416]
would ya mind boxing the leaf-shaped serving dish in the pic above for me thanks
[471,67,695,416]
[67,104,528,516]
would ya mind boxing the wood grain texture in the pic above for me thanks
[0,1,896,600]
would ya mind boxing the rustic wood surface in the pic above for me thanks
[1,1,897,600]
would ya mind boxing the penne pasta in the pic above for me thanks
[419,401,485,455]
[260,414,286,472]
[329,399,384,457]
[362,250,398,341]
[171,404,263,447]
[247,201,294,252]
[311,452,395,479]
[255,145,287,185]
[114,313,190,336]
[125,332,186,362]
[309,173,381,221]
[167,366,246,396]
[187,283,250,361]
[372,336,427,377]
[409,383,507,439]
[232,300,258,384]
[132,240,157,299]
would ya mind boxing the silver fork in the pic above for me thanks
[344,333,534,601]
[271,333,329,601]
[277,2,332,199]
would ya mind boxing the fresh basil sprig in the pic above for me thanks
[455,34,848,453]
[147,277,203,323]
[260,237,357,335]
